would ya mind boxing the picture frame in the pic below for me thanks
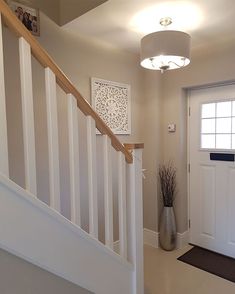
[7,1,40,36]
[91,78,131,135]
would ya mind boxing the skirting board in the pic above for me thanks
[143,229,189,249]
[176,231,190,249]
[114,229,189,252]
[143,229,159,248]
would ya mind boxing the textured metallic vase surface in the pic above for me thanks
[159,207,176,251]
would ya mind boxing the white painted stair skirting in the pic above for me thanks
[0,174,133,294]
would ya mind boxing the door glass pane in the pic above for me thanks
[232,117,235,133]
[201,135,215,149]
[201,100,235,150]
[201,119,215,133]
[232,135,235,149]
[233,101,235,117]
[216,134,231,149]
[216,101,231,117]
[216,118,231,133]
[201,103,215,118]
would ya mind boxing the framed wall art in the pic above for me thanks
[8,1,40,36]
[91,78,131,135]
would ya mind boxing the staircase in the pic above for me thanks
[0,1,144,294]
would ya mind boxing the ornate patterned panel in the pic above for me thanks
[91,78,131,134]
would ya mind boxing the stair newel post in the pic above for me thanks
[0,13,9,177]
[125,143,144,294]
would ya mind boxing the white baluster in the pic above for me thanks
[45,67,60,212]
[103,135,113,249]
[67,94,81,226]
[0,14,9,177]
[127,147,144,294]
[19,37,36,195]
[118,151,127,259]
[86,116,98,238]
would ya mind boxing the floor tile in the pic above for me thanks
[144,245,235,294]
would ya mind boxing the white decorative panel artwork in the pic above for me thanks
[91,78,131,134]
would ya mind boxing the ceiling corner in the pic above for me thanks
[59,0,108,26]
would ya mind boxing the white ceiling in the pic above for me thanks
[64,0,235,55]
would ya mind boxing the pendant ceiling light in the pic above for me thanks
[140,17,191,73]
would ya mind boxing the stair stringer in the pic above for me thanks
[0,174,134,294]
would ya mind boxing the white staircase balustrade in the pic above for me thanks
[0,2,144,293]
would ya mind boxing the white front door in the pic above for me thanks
[189,84,235,258]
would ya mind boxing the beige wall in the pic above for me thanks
[0,248,92,293]
[161,41,235,233]
[141,70,162,231]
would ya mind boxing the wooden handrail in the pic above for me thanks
[124,143,144,150]
[0,0,133,163]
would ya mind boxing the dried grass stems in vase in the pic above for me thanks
[159,162,177,250]
[159,162,176,207]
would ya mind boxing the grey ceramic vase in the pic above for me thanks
[159,206,176,251]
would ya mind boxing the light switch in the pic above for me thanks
[168,124,176,133]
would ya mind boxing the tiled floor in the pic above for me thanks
[144,245,235,294]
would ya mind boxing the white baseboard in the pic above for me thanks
[104,229,189,254]
[176,231,190,249]
[143,229,159,248]
[143,228,189,250]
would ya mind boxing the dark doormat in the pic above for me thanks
[177,246,235,283]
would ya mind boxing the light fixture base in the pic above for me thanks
[159,17,172,27]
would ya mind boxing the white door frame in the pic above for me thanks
[186,80,235,244]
